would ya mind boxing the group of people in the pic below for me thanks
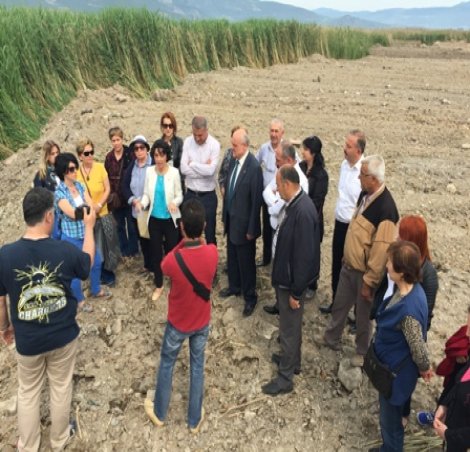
[0,116,468,452]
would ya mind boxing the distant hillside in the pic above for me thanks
[1,0,469,29]
[0,0,324,22]
[327,15,389,29]
[314,1,470,30]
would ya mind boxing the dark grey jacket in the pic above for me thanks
[271,190,320,299]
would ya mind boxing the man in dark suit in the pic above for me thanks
[219,128,263,317]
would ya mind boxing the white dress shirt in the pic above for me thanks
[334,156,363,223]
[180,134,220,192]
[263,163,308,230]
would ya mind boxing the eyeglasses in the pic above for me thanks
[66,166,77,174]
[134,145,147,151]
[83,150,94,157]
[161,123,174,129]
[359,172,372,178]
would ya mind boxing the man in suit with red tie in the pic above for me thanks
[219,128,263,317]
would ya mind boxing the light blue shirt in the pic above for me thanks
[129,155,152,218]
[256,141,277,188]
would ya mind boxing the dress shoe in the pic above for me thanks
[263,304,279,315]
[319,303,333,314]
[271,353,301,375]
[218,287,240,298]
[256,260,270,268]
[261,379,293,396]
[243,304,256,317]
[313,333,341,351]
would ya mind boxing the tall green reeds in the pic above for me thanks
[0,7,390,156]
[391,29,470,45]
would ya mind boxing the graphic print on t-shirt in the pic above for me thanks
[15,262,67,322]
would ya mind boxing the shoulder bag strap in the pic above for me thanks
[175,251,211,302]
[371,336,411,375]
[79,166,93,199]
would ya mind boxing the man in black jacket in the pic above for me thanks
[262,165,320,395]
[219,128,263,317]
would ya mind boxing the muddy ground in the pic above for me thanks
[1,41,470,451]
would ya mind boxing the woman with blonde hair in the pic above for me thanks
[33,140,61,238]
[33,140,61,191]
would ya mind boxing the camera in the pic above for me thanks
[74,204,91,221]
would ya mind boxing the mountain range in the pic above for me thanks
[1,0,469,29]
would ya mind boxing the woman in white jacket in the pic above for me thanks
[141,139,183,301]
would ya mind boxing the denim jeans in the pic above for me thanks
[61,234,102,301]
[112,205,139,257]
[154,322,209,428]
[379,393,405,452]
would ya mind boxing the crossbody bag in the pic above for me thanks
[175,251,211,302]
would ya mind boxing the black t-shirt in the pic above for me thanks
[0,237,90,356]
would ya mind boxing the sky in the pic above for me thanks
[271,0,462,11]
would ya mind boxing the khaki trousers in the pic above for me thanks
[16,338,78,452]
[324,265,373,356]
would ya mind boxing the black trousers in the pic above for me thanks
[331,220,349,299]
[184,189,217,245]
[227,236,257,307]
[132,217,153,272]
[261,200,272,264]
[148,217,178,288]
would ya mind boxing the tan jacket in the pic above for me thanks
[343,185,399,289]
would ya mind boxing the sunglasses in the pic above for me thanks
[161,123,174,129]
[134,145,147,151]
[83,150,94,157]
[66,166,77,174]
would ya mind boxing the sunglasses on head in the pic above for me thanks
[161,123,174,129]
[66,166,77,174]
[134,145,147,151]
[83,150,94,157]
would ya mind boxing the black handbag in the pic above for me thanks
[175,251,211,302]
[363,341,409,400]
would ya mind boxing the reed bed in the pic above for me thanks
[0,7,389,155]
[391,29,470,45]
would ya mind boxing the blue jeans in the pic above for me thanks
[61,234,102,301]
[154,323,209,428]
[379,393,405,452]
[112,205,139,257]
